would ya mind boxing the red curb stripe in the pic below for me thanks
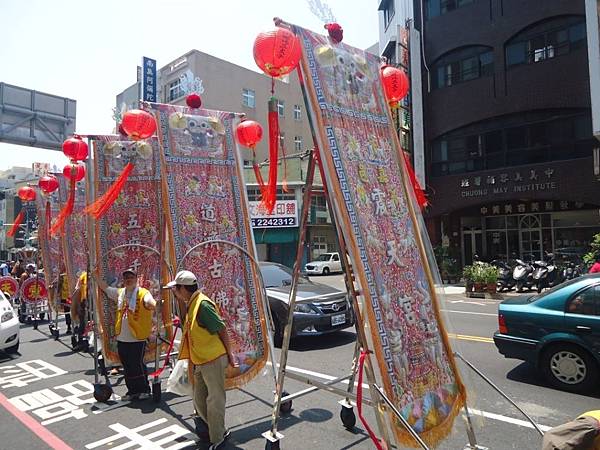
[0,390,73,450]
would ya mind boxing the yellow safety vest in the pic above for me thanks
[59,273,70,300]
[114,287,153,340]
[179,291,226,366]
[79,272,87,299]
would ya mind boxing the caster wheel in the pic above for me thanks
[152,382,161,403]
[71,335,78,349]
[265,440,281,450]
[53,329,59,340]
[279,390,292,414]
[340,405,356,430]
[18,314,25,324]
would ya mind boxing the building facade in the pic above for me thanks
[116,50,339,267]
[407,0,600,267]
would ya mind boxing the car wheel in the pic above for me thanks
[323,267,330,275]
[541,344,598,394]
[5,341,19,354]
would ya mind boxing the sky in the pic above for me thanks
[0,0,380,171]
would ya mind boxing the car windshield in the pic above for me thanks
[531,277,588,302]
[260,264,310,288]
[316,254,332,261]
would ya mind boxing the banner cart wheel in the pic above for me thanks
[340,404,356,430]
[152,381,161,403]
[264,440,281,450]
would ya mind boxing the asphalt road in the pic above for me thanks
[0,275,598,450]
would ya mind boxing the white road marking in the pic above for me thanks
[269,363,554,432]
[441,309,497,317]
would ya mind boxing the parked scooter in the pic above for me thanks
[513,258,535,292]
[492,260,515,292]
[561,261,582,280]
[532,253,562,293]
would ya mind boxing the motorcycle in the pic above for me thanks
[492,260,515,292]
[513,259,535,293]
[532,253,562,293]
[561,261,582,280]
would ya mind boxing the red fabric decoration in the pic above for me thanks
[381,65,409,106]
[402,151,428,209]
[44,199,51,242]
[38,175,59,194]
[253,27,302,78]
[235,120,263,148]
[62,136,89,162]
[63,163,85,182]
[84,162,134,219]
[17,186,36,202]
[263,98,280,213]
[324,23,343,43]
[186,93,202,109]
[50,174,76,236]
[121,110,157,141]
[7,210,25,238]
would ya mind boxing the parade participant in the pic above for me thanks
[50,267,72,334]
[0,261,9,276]
[70,271,88,351]
[11,260,24,279]
[542,410,600,449]
[95,268,156,401]
[588,256,600,274]
[165,270,237,450]
[19,263,35,285]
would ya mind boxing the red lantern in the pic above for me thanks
[121,109,157,141]
[118,123,127,136]
[17,186,36,202]
[253,27,302,78]
[380,65,409,106]
[186,93,202,109]
[62,136,89,162]
[325,23,343,44]
[38,175,59,194]
[63,164,86,182]
[236,120,263,149]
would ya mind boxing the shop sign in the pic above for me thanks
[460,168,558,198]
[249,200,298,228]
[479,200,586,216]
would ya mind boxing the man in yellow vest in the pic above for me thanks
[542,410,600,449]
[164,270,237,450]
[96,268,156,401]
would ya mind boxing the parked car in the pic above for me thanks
[0,290,19,354]
[260,262,354,344]
[304,252,343,275]
[493,275,600,394]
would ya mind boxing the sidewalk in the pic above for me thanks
[438,283,529,299]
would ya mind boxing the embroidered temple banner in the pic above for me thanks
[148,103,268,389]
[91,136,171,365]
[295,25,466,446]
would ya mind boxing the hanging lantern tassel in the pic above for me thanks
[402,151,428,210]
[45,199,51,242]
[84,162,134,219]
[264,98,279,214]
[50,176,76,236]
[7,210,25,238]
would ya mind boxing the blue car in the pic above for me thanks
[494,274,600,394]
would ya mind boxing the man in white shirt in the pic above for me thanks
[95,268,156,401]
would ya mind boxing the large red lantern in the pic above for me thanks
[63,163,86,182]
[17,186,36,202]
[62,136,89,162]
[235,120,263,149]
[121,109,157,141]
[186,93,202,109]
[381,65,409,106]
[38,175,59,194]
[253,27,302,78]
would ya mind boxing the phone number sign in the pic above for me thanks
[249,200,298,228]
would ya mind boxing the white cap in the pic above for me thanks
[163,270,197,288]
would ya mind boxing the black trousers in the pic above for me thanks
[117,340,150,395]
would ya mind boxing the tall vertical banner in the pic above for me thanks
[91,136,170,364]
[35,175,64,303]
[148,103,268,389]
[295,26,466,446]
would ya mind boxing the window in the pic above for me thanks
[293,105,302,121]
[279,132,285,149]
[567,286,599,315]
[383,0,395,28]
[506,16,586,68]
[242,89,255,108]
[426,0,473,19]
[294,136,302,152]
[168,80,185,101]
[277,99,285,117]
[433,47,494,89]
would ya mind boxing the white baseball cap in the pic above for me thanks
[163,270,197,288]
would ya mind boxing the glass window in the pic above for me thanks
[294,136,302,152]
[168,80,184,101]
[567,286,598,315]
[433,46,494,89]
[480,51,494,75]
[383,0,395,27]
[484,130,503,154]
[506,126,528,150]
[242,89,255,108]
[506,42,527,66]
[426,0,441,18]
[293,105,302,121]
[570,23,586,44]
[277,99,285,117]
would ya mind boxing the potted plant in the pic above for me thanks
[484,264,499,293]
[471,263,486,292]
[462,265,474,292]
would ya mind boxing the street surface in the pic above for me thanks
[0,274,598,450]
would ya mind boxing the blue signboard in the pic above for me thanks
[142,57,157,102]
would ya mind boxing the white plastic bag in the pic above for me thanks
[167,359,193,397]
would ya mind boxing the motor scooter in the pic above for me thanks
[532,253,561,293]
[513,259,535,292]
[492,260,514,292]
